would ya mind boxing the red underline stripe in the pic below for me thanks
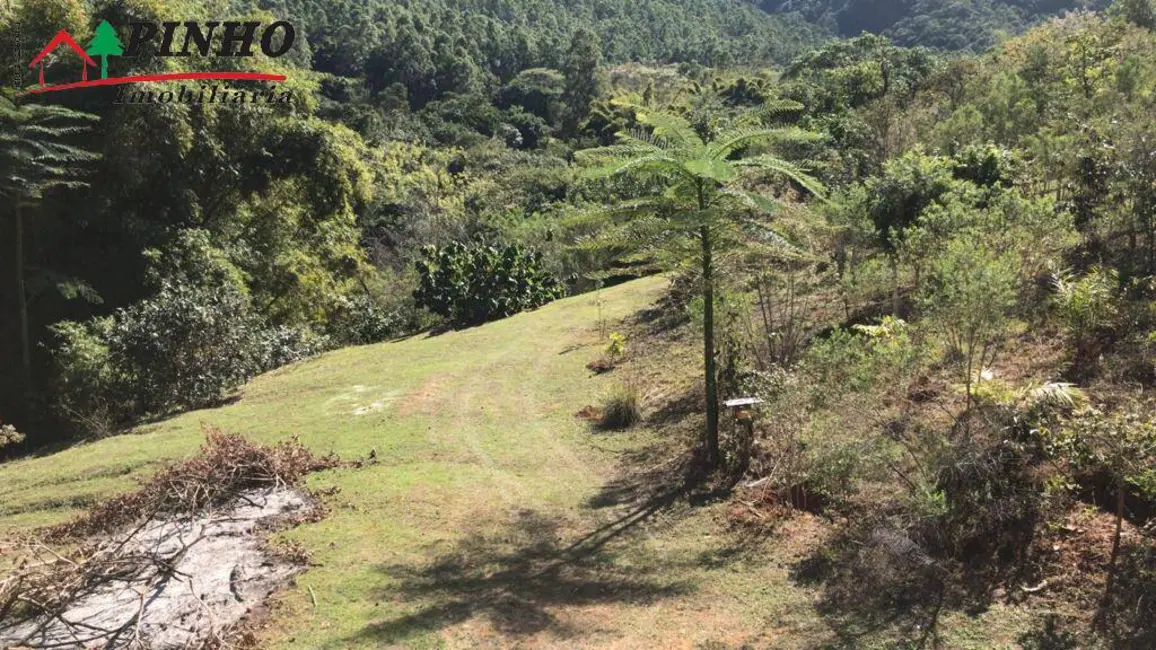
[19,71,287,95]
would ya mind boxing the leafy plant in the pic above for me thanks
[920,234,1019,422]
[1046,405,1156,619]
[414,240,564,327]
[51,280,325,430]
[328,294,403,345]
[1051,266,1120,355]
[606,332,627,360]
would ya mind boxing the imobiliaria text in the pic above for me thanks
[24,19,295,103]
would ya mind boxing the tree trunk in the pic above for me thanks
[890,256,900,316]
[1097,484,1127,627]
[16,203,30,383]
[701,224,720,468]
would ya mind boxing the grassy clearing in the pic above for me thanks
[0,277,1046,648]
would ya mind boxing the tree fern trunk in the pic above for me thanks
[701,224,720,468]
[16,203,30,382]
[1096,484,1126,628]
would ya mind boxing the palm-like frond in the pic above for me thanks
[709,126,822,161]
[732,154,827,199]
[572,101,825,277]
[581,152,686,180]
[751,98,806,123]
[0,102,100,200]
[627,104,703,150]
[1020,382,1088,412]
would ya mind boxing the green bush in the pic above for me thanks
[49,318,122,435]
[414,240,564,327]
[1051,266,1120,346]
[51,282,327,432]
[106,282,267,413]
[327,294,403,345]
[803,316,920,404]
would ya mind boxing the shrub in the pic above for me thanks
[257,325,332,370]
[107,282,267,413]
[920,234,1019,415]
[599,384,642,430]
[414,239,564,327]
[51,282,327,432]
[1051,266,1120,351]
[804,316,920,404]
[49,318,122,434]
[327,294,402,345]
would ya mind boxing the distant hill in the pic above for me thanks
[269,0,831,80]
[755,0,1111,50]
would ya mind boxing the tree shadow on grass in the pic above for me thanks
[790,517,1045,650]
[346,508,692,645]
[345,410,737,646]
[345,436,723,646]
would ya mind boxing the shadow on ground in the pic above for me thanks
[344,425,732,646]
[346,508,691,645]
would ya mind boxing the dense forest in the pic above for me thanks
[760,0,1113,49]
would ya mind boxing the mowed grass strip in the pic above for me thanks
[0,278,664,536]
[0,276,1039,649]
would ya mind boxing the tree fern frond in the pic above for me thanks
[719,187,779,214]
[631,107,703,150]
[710,127,821,160]
[732,155,827,199]
[582,152,685,180]
[752,98,805,123]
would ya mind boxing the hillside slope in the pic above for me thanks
[0,278,1037,649]
[758,0,1111,50]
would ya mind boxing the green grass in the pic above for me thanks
[0,277,1044,648]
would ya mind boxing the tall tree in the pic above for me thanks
[562,28,605,135]
[0,98,98,383]
[577,103,823,467]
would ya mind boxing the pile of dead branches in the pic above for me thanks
[0,428,341,649]
[46,427,339,541]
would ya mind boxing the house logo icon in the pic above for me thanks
[29,29,99,86]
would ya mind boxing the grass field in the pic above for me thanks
[0,277,1042,649]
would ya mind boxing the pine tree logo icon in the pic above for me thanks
[86,20,124,80]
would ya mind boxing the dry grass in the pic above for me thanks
[599,384,643,430]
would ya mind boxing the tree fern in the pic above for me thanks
[574,102,824,468]
[0,97,99,381]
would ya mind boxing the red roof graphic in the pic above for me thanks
[29,30,96,86]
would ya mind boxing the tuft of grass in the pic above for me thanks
[599,383,642,430]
